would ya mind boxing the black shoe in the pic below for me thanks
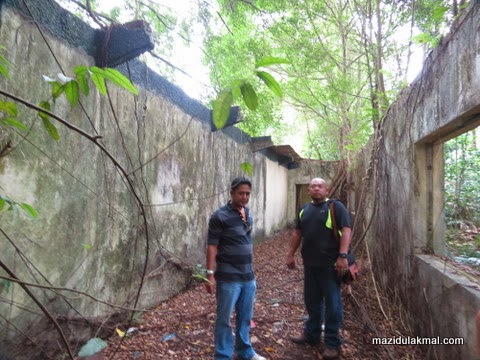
[290,334,319,345]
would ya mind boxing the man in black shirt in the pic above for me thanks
[286,178,352,360]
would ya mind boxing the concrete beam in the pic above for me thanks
[251,136,274,152]
[96,20,154,68]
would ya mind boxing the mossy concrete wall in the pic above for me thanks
[3,0,480,359]
[353,2,480,359]
[0,1,293,357]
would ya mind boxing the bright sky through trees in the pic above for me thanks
[94,0,425,101]
[57,0,424,159]
[95,0,213,100]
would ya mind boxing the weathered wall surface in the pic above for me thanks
[353,2,480,359]
[0,0,292,357]
[286,159,338,220]
[264,159,288,237]
[3,0,480,359]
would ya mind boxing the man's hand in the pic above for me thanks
[286,254,296,269]
[205,274,216,294]
[336,257,349,277]
[286,229,301,270]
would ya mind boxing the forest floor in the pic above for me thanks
[104,229,426,359]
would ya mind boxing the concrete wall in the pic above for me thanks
[0,0,291,357]
[2,0,480,359]
[264,159,288,237]
[286,159,338,221]
[353,2,480,359]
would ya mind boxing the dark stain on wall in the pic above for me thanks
[0,0,289,160]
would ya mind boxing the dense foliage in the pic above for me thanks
[198,0,466,159]
[444,129,480,226]
[55,0,467,159]
[444,128,480,265]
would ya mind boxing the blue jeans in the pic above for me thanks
[215,280,257,360]
[303,266,343,349]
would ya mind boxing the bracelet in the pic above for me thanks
[206,270,214,275]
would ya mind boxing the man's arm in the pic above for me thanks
[336,226,351,276]
[205,244,217,294]
[339,227,351,254]
[286,229,302,269]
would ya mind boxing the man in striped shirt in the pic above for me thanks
[205,177,265,360]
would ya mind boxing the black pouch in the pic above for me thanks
[342,252,359,283]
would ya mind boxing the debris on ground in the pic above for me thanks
[104,229,424,359]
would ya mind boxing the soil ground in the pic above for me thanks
[104,229,425,359]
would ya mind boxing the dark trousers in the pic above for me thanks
[303,265,343,349]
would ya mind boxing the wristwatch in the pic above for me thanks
[339,253,348,259]
[206,270,214,275]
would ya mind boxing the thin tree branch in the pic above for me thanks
[0,229,74,359]
[0,275,149,312]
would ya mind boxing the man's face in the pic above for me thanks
[231,184,251,208]
[308,179,328,202]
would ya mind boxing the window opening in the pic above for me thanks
[444,126,480,271]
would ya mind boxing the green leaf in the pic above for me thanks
[89,66,138,96]
[412,33,435,45]
[231,79,246,100]
[101,68,138,95]
[255,56,290,68]
[78,337,108,357]
[50,82,65,100]
[1,117,28,131]
[240,82,258,111]
[88,67,107,95]
[0,101,18,116]
[41,117,60,141]
[0,198,5,211]
[241,162,254,177]
[0,63,9,79]
[212,90,233,130]
[431,6,449,22]
[0,195,14,208]
[0,54,10,79]
[19,203,38,218]
[38,101,51,121]
[64,80,80,107]
[38,101,60,141]
[74,66,90,95]
[256,71,283,98]
[74,65,89,77]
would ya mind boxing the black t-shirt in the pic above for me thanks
[296,200,351,267]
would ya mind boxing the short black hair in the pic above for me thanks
[230,177,252,191]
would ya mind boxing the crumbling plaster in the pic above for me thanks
[354,2,480,359]
[0,0,293,357]
[0,0,479,358]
